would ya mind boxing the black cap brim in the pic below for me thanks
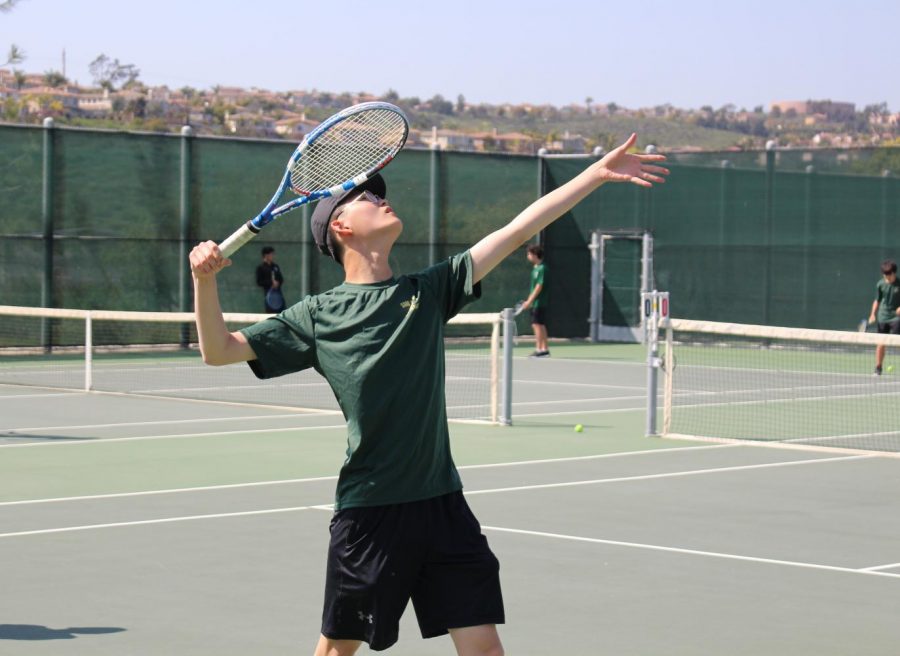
[310,173,388,262]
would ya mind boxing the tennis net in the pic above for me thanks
[659,318,900,453]
[0,305,508,424]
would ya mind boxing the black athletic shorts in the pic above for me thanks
[321,491,504,651]
[530,307,547,325]
[877,320,900,335]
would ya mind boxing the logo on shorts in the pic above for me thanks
[357,611,374,624]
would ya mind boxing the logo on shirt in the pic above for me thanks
[357,611,374,624]
[400,292,420,315]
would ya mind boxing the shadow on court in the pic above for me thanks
[0,625,126,640]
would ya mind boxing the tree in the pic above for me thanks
[43,70,67,88]
[12,69,25,89]
[456,94,466,114]
[1,1,24,68]
[585,96,593,115]
[427,94,454,115]
[607,101,618,115]
[381,88,399,103]
[89,54,140,91]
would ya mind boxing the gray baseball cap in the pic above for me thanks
[310,173,387,263]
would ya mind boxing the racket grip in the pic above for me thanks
[219,221,260,258]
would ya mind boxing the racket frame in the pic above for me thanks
[219,102,408,257]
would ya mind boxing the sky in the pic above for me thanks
[3,0,899,111]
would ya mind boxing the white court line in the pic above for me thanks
[2,413,342,434]
[0,444,735,507]
[463,455,871,495]
[0,506,316,538]
[0,392,86,401]
[511,407,643,418]
[514,380,647,391]
[479,526,900,580]
[860,562,900,572]
[0,454,875,541]
[0,450,858,510]
[511,395,647,407]
[0,423,348,448]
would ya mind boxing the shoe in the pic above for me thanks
[875,366,883,376]
[535,350,551,358]
[529,350,541,358]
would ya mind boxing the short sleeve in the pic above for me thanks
[535,265,545,286]
[418,251,482,322]
[239,300,317,379]
[876,282,883,303]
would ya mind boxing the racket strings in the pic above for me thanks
[290,109,407,192]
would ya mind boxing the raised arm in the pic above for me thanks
[470,134,668,283]
[190,241,257,366]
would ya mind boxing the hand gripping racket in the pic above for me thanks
[218,102,409,257]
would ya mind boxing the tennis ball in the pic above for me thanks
[574,424,584,433]
[887,365,894,373]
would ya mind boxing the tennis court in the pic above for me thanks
[2,341,899,655]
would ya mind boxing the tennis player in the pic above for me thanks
[521,244,549,357]
[189,132,667,655]
[868,259,900,375]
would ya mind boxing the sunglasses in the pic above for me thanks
[334,190,383,218]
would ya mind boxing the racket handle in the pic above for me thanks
[219,221,260,258]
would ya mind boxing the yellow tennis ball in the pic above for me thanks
[574,424,584,433]
[887,365,895,373]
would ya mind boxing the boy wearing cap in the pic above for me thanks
[189,133,668,655]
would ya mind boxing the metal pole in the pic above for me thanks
[429,141,439,264]
[588,231,601,341]
[763,141,776,324]
[41,117,55,350]
[881,169,892,260]
[644,291,660,436]
[500,307,515,426]
[536,148,547,246]
[803,165,815,325]
[179,126,193,345]
[640,231,653,341]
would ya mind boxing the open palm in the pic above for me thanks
[597,133,669,188]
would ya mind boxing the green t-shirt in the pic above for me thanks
[875,278,900,323]
[530,263,546,309]
[240,251,481,510]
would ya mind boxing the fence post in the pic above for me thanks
[803,164,815,325]
[429,138,440,264]
[882,169,892,260]
[179,126,193,345]
[763,140,777,324]
[41,117,55,349]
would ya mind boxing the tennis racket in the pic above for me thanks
[219,102,409,258]
[266,287,285,312]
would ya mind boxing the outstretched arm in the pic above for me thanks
[470,134,668,283]
[190,241,257,366]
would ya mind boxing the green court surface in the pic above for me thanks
[2,343,900,655]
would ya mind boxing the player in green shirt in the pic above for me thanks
[189,132,668,655]
[868,259,900,375]
[521,244,549,357]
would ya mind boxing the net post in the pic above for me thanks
[643,290,668,436]
[500,307,515,426]
[490,316,500,424]
[84,312,93,391]
[662,322,673,435]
